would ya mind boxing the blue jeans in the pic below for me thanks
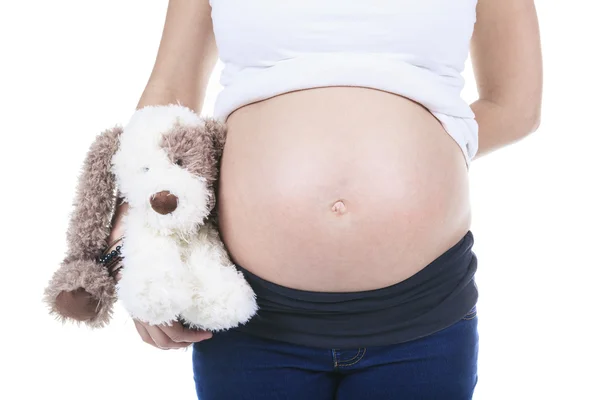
[192,306,479,399]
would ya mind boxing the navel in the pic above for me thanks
[331,200,348,215]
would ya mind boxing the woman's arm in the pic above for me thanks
[469,0,543,160]
[137,0,218,112]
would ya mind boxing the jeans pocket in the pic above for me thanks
[461,305,478,321]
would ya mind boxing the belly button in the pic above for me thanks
[331,200,348,215]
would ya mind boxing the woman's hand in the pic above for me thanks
[108,198,213,350]
[132,319,212,350]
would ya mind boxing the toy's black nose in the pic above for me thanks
[150,190,178,214]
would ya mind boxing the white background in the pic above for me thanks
[1,1,598,399]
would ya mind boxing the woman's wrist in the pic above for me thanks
[105,198,128,256]
[98,236,124,276]
[109,199,129,238]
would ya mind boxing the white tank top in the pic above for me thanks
[209,0,479,167]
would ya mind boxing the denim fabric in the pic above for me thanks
[192,306,479,400]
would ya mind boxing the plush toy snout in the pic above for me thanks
[150,190,178,215]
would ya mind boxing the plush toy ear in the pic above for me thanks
[43,126,122,327]
[202,118,227,225]
[205,118,227,159]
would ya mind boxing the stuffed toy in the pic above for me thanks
[43,104,258,331]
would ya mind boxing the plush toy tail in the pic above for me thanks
[43,126,122,328]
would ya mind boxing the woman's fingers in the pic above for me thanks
[133,319,211,349]
[159,321,213,343]
[146,324,191,349]
[134,319,157,347]
[134,319,186,349]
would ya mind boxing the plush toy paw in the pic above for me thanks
[44,258,116,327]
[178,237,258,331]
[179,266,258,331]
[55,288,100,321]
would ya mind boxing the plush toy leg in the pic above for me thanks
[116,214,192,325]
[179,227,258,331]
[44,258,116,327]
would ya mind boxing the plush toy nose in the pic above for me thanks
[150,190,178,214]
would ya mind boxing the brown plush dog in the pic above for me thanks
[44,105,257,330]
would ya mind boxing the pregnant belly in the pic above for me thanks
[217,87,472,292]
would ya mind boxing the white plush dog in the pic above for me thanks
[44,104,257,331]
[112,105,257,330]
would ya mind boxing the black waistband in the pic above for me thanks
[233,230,478,349]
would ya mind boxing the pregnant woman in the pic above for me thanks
[105,0,542,399]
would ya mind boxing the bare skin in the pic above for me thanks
[107,0,542,348]
[219,87,472,291]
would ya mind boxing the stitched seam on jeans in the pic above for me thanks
[338,348,366,367]
[337,349,362,365]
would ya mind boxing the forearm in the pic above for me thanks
[136,41,217,113]
[135,0,218,112]
[470,98,541,161]
[136,81,208,112]
[468,0,542,161]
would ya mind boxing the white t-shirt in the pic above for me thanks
[209,0,479,167]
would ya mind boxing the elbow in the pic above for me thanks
[484,89,542,137]
[528,98,542,134]
[511,101,542,138]
[519,91,543,135]
[521,108,541,136]
[527,104,542,134]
